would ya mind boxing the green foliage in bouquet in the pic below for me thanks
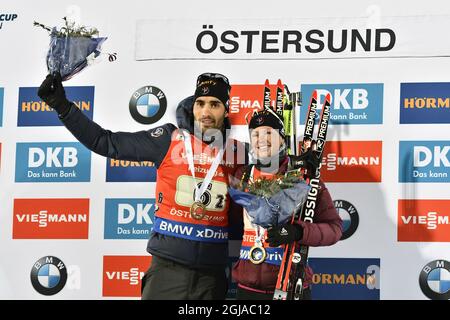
[244,170,305,198]
[34,17,99,38]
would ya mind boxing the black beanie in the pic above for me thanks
[194,73,231,111]
[248,109,286,141]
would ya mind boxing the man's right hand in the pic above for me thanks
[37,72,72,116]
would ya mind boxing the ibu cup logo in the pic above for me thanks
[0,13,18,31]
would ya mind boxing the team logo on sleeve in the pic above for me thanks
[150,127,164,137]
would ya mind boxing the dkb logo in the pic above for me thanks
[15,142,91,182]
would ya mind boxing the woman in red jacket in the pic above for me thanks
[231,109,342,300]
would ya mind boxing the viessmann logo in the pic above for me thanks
[13,199,89,239]
[398,199,450,242]
[301,84,383,125]
[228,84,281,125]
[18,87,94,126]
[400,83,450,124]
[102,256,152,297]
[106,158,156,182]
[321,141,382,182]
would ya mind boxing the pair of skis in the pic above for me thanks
[263,79,295,155]
[262,80,331,300]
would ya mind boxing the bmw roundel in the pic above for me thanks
[419,260,450,300]
[129,86,167,125]
[333,199,359,240]
[30,256,68,296]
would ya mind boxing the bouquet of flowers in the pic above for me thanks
[34,17,115,81]
[228,170,310,228]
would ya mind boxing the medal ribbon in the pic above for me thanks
[182,130,227,204]
[248,166,266,247]
[254,225,265,247]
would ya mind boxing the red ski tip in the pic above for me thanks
[277,79,282,87]
[325,93,331,103]
[312,90,318,99]
[264,79,270,87]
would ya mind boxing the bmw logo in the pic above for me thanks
[129,86,167,125]
[419,260,450,300]
[30,256,68,296]
[333,199,359,240]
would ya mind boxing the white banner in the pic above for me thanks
[135,15,450,60]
